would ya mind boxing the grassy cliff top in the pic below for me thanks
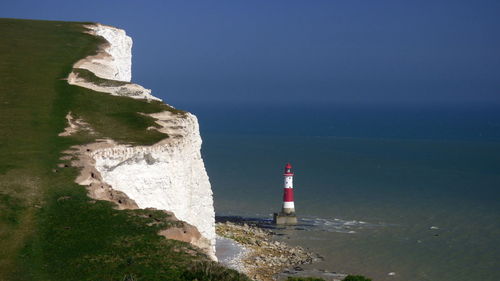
[0,18,248,281]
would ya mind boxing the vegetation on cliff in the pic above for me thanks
[286,276,372,281]
[0,18,247,280]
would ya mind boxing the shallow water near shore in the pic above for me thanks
[191,104,500,281]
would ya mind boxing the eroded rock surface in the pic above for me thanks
[61,23,216,260]
[91,111,216,259]
[68,24,160,101]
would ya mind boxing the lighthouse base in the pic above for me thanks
[273,212,298,225]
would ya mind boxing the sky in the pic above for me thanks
[1,0,500,106]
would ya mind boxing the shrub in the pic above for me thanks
[286,277,326,281]
[180,261,251,281]
[343,275,372,281]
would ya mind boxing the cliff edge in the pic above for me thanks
[0,18,253,280]
[66,24,216,259]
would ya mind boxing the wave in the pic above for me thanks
[215,214,388,234]
[298,216,386,234]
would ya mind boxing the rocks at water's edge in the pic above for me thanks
[217,222,323,281]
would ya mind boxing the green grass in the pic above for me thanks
[0,18,247,281]
[72,68,132,87]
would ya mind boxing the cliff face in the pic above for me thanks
[76,24,132,82]
[91,111,216,258]
[68,24,216,259]
[68,24,160,101]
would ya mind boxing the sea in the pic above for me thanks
[184,102,500,281]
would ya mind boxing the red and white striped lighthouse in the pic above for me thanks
[282,163,295,214]
[274,163,298,224]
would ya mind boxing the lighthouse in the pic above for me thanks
[282,163,295,214]
[274,163,298,225]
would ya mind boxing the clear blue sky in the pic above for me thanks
[1,0,499,106]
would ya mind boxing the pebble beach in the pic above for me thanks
[216,221,347,281]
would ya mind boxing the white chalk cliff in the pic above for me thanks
[69,24,160,101]
[76,24,132,82]
[68,24,216,259]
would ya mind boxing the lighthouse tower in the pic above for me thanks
[282,163,295,214]
[274,163,298,225]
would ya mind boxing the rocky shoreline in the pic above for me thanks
[216,221,323,281]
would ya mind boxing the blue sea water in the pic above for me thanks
[185,103,500,281]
